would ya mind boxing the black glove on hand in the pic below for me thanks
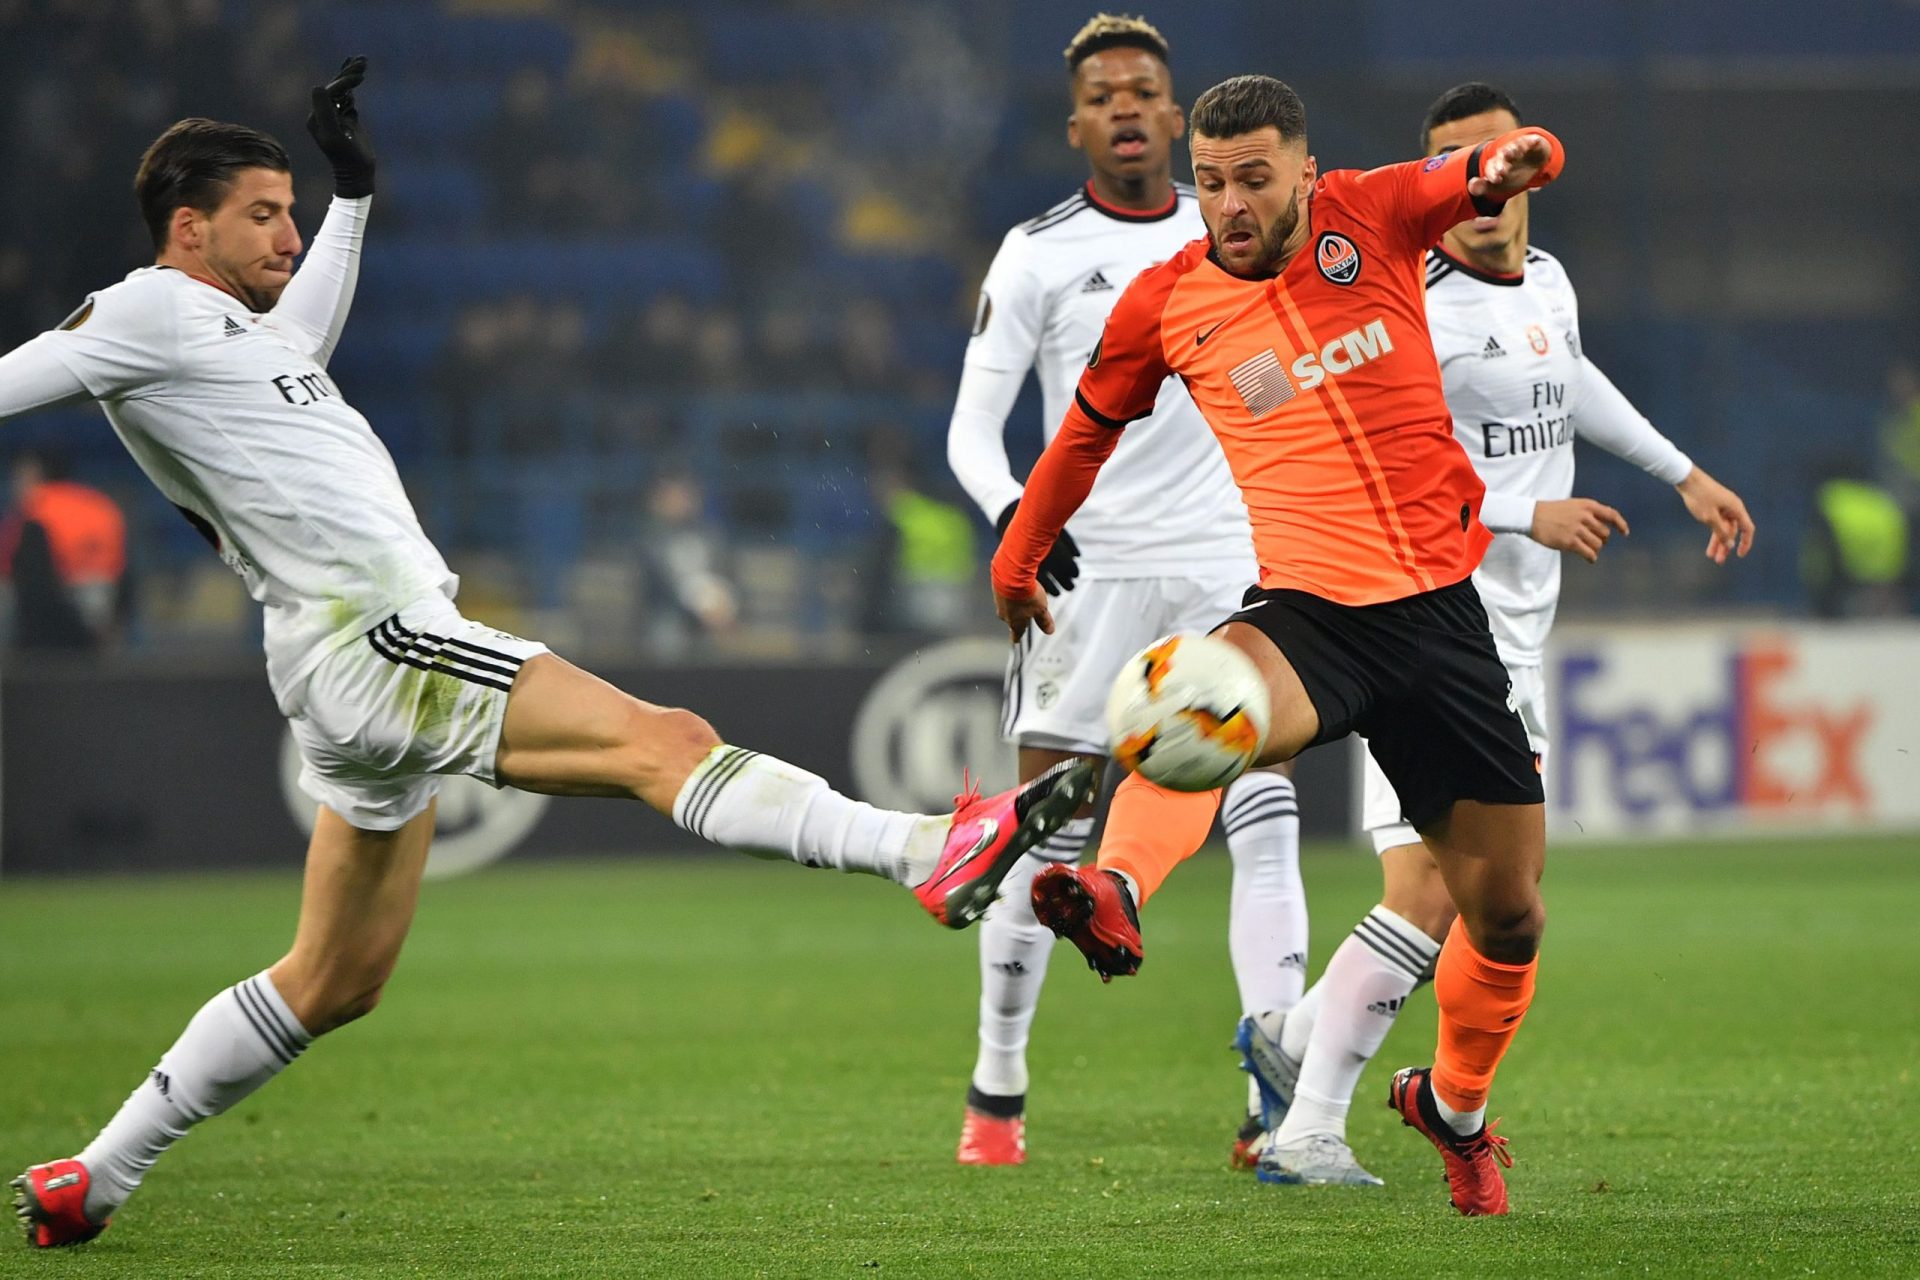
[996,500,1081,597]
[307,56,376,198]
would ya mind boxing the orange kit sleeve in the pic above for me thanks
[988,401,1124,598]
[1348,127,1565,255]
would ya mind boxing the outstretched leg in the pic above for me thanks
[494,653,1093,927]
[18,804,437,1247]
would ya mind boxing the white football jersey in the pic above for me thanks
[1425,245,1691,665]
[955,184,1253,577]
[17,256,454,708]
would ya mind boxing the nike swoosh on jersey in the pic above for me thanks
[1196,322,1223,346]
[929,818,999,889]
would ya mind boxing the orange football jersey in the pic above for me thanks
[993,130,1563,607]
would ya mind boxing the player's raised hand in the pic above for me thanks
[1676,466,1755,564]
[1472,131,1554,198]
[995,584,1055,643]
[308,56,377,198]
[1530,497,1629,563]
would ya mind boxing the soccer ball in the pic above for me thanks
[1106,633,1271,791]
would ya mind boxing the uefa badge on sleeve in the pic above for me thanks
[1316,232,1361,286]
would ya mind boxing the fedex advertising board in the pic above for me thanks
[1546,623,1920,838]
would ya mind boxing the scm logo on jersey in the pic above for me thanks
[1315,232,1362,285]
[1290,318,1394,391]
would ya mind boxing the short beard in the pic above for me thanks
[1251,189,1302,275]
[1211,188,1303,278]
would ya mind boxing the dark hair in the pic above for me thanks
[134,118,291,251]
[1063,13,1171,75]
[1188,74,1306,144]
[1420,82,1520,151]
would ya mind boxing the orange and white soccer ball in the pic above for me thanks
[1105,633,1271,792]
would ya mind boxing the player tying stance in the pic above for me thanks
[1241,81,1756,1188]
[946,15,1307,1166]
[995,74,1566,1215]
[6,61,1093,1250]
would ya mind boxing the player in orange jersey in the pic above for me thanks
[989,74,1593,1216]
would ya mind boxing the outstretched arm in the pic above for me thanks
[1365,127,1565,252]
[1573,356,1693,483]
[0,284,177,417]
[1576,355,1755,562]
[272,196,369,366]
[989,400,1125,638]
[273,57,377,366]
[0,337,96,420]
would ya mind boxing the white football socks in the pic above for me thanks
[1222,772,1308,1021]
[1275,906,1440,1143]
[1434,1093,1488,1136]
[970,817,1095,1102]
[672,745,948,886]
[1279,977,1325,1064]
[78,972,311,1221]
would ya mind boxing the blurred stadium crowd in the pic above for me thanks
[1,0,1917,661]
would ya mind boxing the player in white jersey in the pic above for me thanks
[5,62,1096,1250]
[1238,81,1756,1187]
[944,15,1308,1166]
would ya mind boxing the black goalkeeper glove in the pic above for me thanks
[996,500,1081,597]
[307,56,377,198]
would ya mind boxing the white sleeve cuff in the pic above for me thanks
[1478,491,1538,535]
[1655,452,1696,487]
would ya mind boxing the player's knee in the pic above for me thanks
[1467,895,1545,964]
[300,977,388,1035]
[653,705,720,762]
[338,980,389,1027]
[614,703,720,798]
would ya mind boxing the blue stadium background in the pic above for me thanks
[3,0,1916,660]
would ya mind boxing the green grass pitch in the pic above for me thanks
[4,835,1917,1277]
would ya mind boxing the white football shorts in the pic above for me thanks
[1360,661,1547,854]
[286,594,550,831]
[1004,569,1256,756]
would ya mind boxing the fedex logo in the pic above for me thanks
[1556,635,1875,828]
[1291,319,1393,391]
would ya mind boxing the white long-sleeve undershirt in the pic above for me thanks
[0,336,93,420]
[1476,354,1693,535]
[945,359,1030,523]
[1572,354,1693,484]
[270,195,370,368]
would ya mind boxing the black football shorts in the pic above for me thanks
[1220,577,1543,830]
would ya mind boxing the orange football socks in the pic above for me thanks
[1096,773,1221,907]
[1431,917,1538,1115]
